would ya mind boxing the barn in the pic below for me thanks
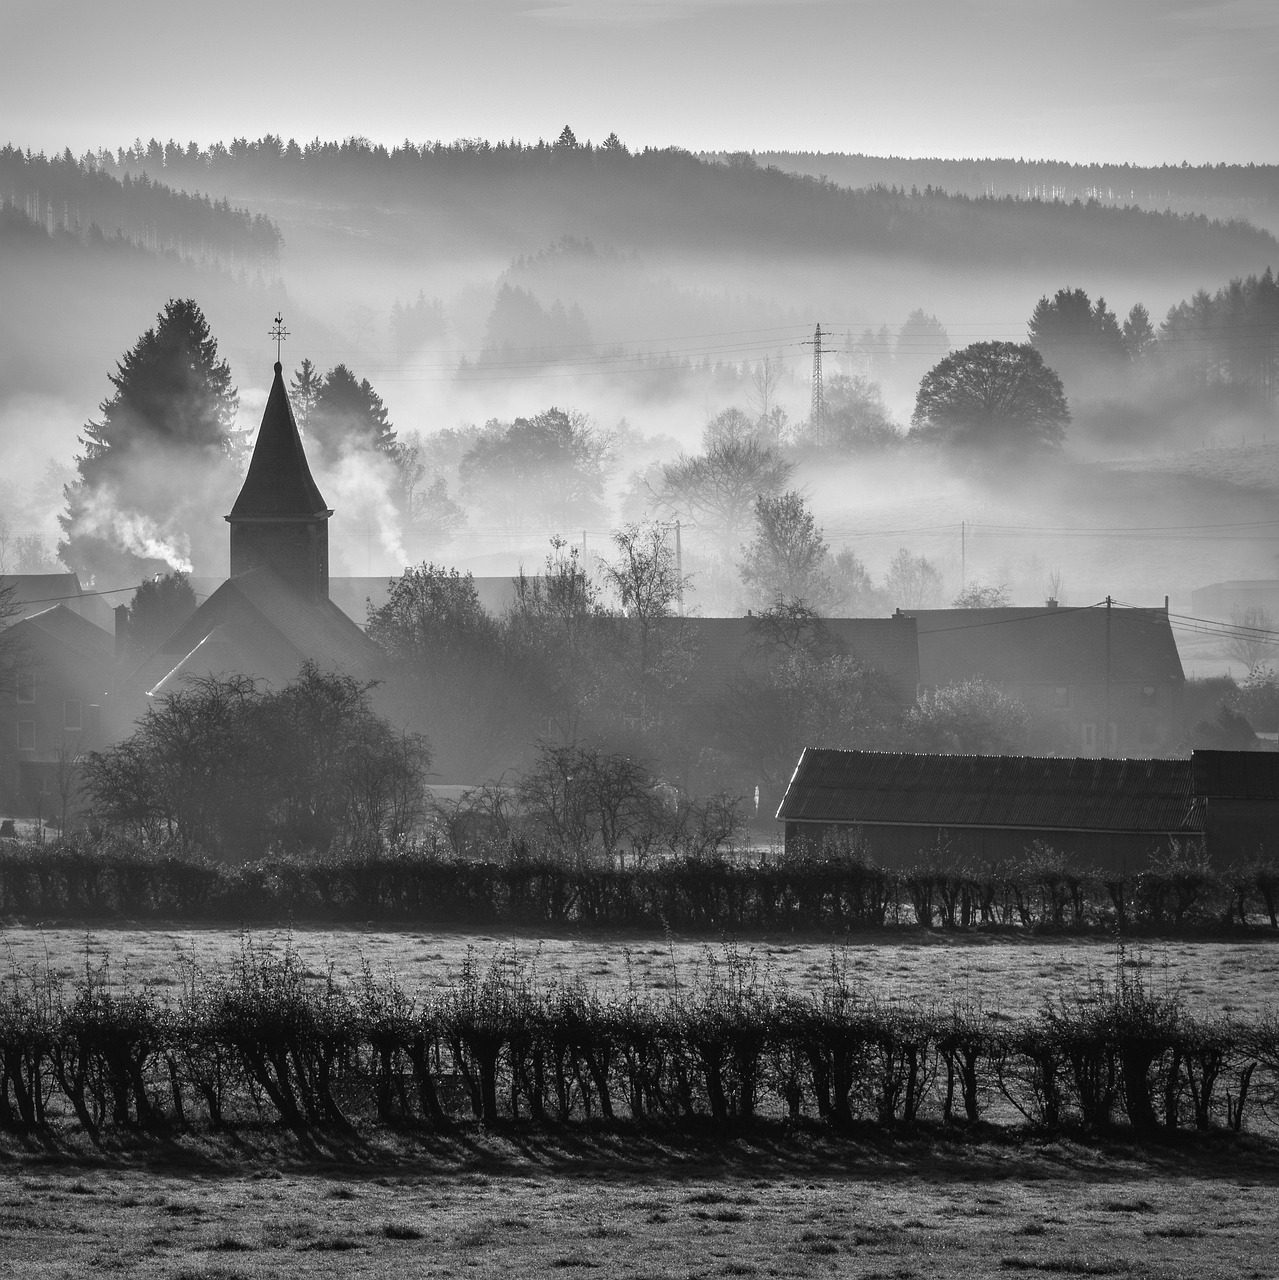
[774,748,1277,872]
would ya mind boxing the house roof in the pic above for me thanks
[777,748,1202,835]
[682,615,920,705]
[228,362,329,520]
[137,567,381,695]
[2,572,83,613]
[902,605,1184,687]
[16,604,113,661]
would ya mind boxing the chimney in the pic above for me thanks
[114,604,129,662]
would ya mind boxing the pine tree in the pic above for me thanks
[59,298,239,582]
[307,363,396,463]
[289,357,323,434]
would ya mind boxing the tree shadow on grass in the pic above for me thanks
[5,1119,1277,1188]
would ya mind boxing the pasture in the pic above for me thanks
[1,1130,1276,1279]
[4,924,1278,1021]
[4,925,1277,1278]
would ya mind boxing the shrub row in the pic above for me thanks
[0,945,1275,1140]
[0,836,1276,932]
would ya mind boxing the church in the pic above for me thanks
[123,358,381,703]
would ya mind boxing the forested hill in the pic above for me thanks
[88,136,1276,273]
[0,200,287,403]
[0,147,281,269]
[724,152,1279,235]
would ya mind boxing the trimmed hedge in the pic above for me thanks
[0,836,1276,932]
[0,944,1274,1139]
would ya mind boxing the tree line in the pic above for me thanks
[0,145,280,263]
[83,133,1274,270]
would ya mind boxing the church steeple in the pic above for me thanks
[226,359,332,602]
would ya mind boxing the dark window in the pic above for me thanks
[17,721,35,751]
[1081,722,1096,751]
[16,671,35,703]
[64,700,82,731]
[1139,720,1156,744]
[1053,686,1069,708]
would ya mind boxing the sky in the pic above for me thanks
[2,0,1277,166]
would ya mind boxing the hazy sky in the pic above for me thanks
[3,0,1276,165]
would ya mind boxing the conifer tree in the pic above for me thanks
[307,363,396,463]
[59,298,239,582]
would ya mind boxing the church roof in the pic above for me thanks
[137,567,381,697]
[228,362,329,519]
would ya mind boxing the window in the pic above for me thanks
[16,671,34,703]
[17,721,34,751]
[1139,720,1156,744]
[1140,685,1157,707]
[1053,686,1069,708]
[63,700,82,731]
[1081,722,1096,751]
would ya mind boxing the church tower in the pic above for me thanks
[226,360,332,602]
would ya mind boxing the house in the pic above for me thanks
[1,572,116,630]
[900,603,1184,757]
[0,604,114,817]
[117,359,381,711]
[775,747,1203,871]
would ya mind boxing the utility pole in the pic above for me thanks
[1104,595,1112,758]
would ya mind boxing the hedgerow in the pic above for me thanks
[0,833,1275,933]
[0,944,1273,1142]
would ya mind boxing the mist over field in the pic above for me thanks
[0,138,1276,639]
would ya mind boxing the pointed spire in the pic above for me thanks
[229,362,329,518]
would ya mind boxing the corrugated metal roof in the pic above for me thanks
[777,748,1202,834]
[904,606,1184,686]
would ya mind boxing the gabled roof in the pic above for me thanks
[2,572,82,609]
[228,362,329,519]
[141,567,380,693]
[777,748,1202,835]
[15,604,113,661]
[683,615,920,705]
[902,606,1184,686]
[148,622,296,697]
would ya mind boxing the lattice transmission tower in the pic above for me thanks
[801,323,839,432]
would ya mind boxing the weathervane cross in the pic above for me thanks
[269,312,289,362]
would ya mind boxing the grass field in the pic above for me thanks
[4,925,1277,1021]
[2,1129,1276,1279]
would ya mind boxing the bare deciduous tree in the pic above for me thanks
[1225,606,1278,674]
